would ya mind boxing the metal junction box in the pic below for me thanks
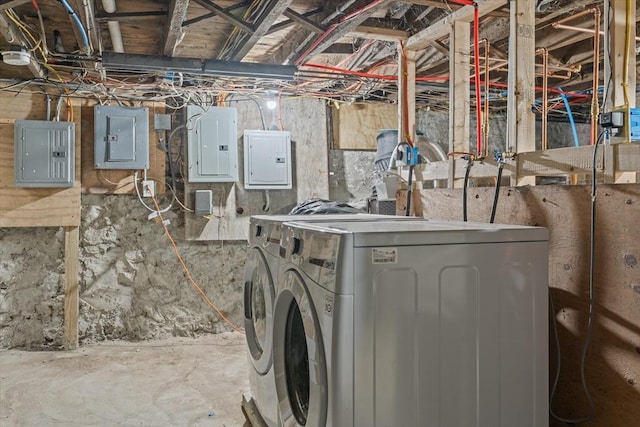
[187,105,238,182]
[243,130,292,189]
[94,105,149,169]
[14,120,75,187]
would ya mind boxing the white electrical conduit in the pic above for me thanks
[101,0,116,13]
[107,21,124,53]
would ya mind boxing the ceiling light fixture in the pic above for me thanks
[2,46,31,66]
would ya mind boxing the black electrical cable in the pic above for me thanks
[405,164,414,216]
[462,158,472,221]
[489,161,504,223]
[549,130,606,424]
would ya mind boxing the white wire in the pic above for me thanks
[133,171,173,213]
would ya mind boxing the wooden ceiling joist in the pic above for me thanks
[229,0,295,61]
[182,1,248,27]
[406,0,506,50]
[192,0,254,34]
[95,11,168,21]
[282,8,325,34]
[289,0,391,64]
[351,25,407,42]
[266,7,323,35]
[0,14,46,78]
[163,0,190,56]
[0,0,29,11]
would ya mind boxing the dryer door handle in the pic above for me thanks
[243,280,253,320]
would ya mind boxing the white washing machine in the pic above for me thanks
[272,219,549,427]
[243,214,416,426]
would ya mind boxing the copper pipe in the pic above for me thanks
[554,8,599,25]
[591,8,600,146]
[551,7,601,145]
[553,23,640,42]
[536,48,549,150]
[483,39,490,158]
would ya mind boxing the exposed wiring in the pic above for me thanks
[148,195,244,334]
[30,0,48,55]
[133,170,173,213]
[549,130,607,424]
[558,86,580,147]
[56,0,90,54]
[249,96,267,130]
[262,190,270,212]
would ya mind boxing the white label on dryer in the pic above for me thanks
[372,247,398,264]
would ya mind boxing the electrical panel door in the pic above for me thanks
[94,105,149,169]
[187,105,238,182]
[14,120,75,187]
[244,130,292,189]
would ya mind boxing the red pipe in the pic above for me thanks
[472,5,482,156]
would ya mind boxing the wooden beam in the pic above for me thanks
[406,0,506,50]
[0,14,46,79]
[401,0,461,9]
[398,43,417,143]
[162,0,190,56]
[192,0,254,34]
[95,11,168,21]
[229,0,294,61]
[351,25,407,41]
[290,0,390,64]
[182,1,248,27]
[505,0,536,186]
[282,7,324,33]
[63,226,79,350]
[267,7,323,35]
[0,0,28,11]
[605,0,637,183]
[449,20,470,188]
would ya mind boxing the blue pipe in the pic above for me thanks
[558,86,580,147]
[57,0,90,54]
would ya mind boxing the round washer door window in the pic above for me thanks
[273,269,327,427]
[243,248,275,374]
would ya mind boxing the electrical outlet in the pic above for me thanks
[142,180,155,197]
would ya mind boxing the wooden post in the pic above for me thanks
[64,226,79,349]
[397,43,416,144]
[449,21,470,189]
[604,0,637,183]
[505,0,536,186]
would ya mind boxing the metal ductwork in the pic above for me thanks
[101,52,298,80]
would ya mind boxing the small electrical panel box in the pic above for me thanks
[186,105,238,182]
[14,120,75,187]
[244,130,292,189]
[94,105,149,169]
[194,190,213,216]
[154,113,172,131]
[629,108,640,141]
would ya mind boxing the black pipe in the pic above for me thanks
[405,165,414,216]
[463,159,472,221]
[489,162,504,223]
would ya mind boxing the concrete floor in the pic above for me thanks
[0,332,250,427]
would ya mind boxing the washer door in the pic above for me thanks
[273,269,327,427]
[243,247,275,374]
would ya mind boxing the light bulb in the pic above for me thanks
[266,99,277,110]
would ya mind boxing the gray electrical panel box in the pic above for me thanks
[187,105,238,182]
[244,130,292,189]
[94,105,149,169]
[14,120,75,187]
[194,190,213,216]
